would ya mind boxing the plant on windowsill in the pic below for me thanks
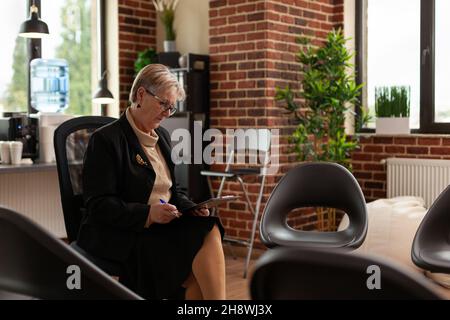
[375,86,410,135]
[275,29,368,231]
[153,0,179,52]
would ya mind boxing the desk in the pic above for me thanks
[0,161,66,238]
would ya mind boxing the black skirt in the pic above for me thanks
[119,215,224,300]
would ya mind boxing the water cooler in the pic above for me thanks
[30,58,71,163]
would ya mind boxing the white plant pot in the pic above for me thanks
[163,40,176,52]
[376,117,410,135]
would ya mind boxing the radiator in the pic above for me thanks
[386,157,450,208]
[0,168,66,238]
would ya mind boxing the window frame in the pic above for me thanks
[24,0,101,116]
[355,0,450,134]
[27,0,41,114]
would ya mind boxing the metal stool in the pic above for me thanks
[201,129,271,278]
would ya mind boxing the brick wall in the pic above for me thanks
[352,134,450,202]
[118,0,156,112]
[209,0,344,247]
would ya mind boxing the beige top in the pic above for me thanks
[126,108,172,226]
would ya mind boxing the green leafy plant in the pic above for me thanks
[153,0,179,41]
[375,86,410,118]
[134,48,157,74]
[275,29,366,170]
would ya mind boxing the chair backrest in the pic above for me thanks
[412,185,450,273]
[250,247,443,300]
[260,162,368,249]
[224,128,272,172]
[54,116,116,242]
[0,206,141,300]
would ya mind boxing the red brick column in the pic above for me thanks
[118,0,156,112]
[209,0,344,246]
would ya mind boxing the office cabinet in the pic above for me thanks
[160,54,210,203]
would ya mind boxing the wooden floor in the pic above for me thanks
[225,255,253,300]
[224,246,263,300]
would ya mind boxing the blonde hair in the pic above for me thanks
[129,63,186,103]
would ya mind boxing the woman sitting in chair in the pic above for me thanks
[78,64,226,300]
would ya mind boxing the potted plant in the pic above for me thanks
[275,29,365,170]
[134,48,157,74]
[152,0,179,52]
[275,29,367,231]
[375,86,410,135]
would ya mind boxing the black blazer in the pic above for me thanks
[77,113,196,262]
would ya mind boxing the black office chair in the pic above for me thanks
[412,185,450,274]
[0,206,142,300]
[54,116,121,275]
[250,247,443,300]
[260,162,368,249]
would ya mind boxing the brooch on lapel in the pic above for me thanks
[136,154,148,167]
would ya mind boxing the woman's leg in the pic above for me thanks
[183,272,203,300]
[191,225,226,299]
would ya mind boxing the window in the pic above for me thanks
[432,0,450,123]
[357,0,450,133]
[0,0,95,116]
[0,1,28,113]
[41,0,94,116]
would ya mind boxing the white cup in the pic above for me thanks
[1,141,11,164]
[39,126,56,163]
[40,142,55,163]
[10,141,23,165]
[39,125,56,143]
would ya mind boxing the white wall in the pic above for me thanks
[156,0,209,55]
[344,0,356,59]
[344,0,356,134]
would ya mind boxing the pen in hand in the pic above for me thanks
[159,199,180,218]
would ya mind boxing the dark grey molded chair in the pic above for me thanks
[54,116,121,275]
[250,247,443,300]
[0,206,142,300]
[260,162,368,249]
[412,185,450,273]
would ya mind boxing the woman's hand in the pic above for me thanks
[149,203,181,224]
[190,206,210,217]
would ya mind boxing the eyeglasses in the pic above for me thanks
[144,88,177,116]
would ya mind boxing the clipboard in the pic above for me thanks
[181,195,239,214]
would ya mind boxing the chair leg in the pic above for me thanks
[236,175,265,278]
[245,174,266,279]
[206,176,215,198]
[207,175,237,259]
[206,176,217,216]
[243,207,259,279]
[217,176,227,198]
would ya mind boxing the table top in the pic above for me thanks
[0,160,57,173]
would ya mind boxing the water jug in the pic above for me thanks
[30,58,69,113]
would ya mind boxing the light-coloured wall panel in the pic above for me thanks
[0,169,66,238]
